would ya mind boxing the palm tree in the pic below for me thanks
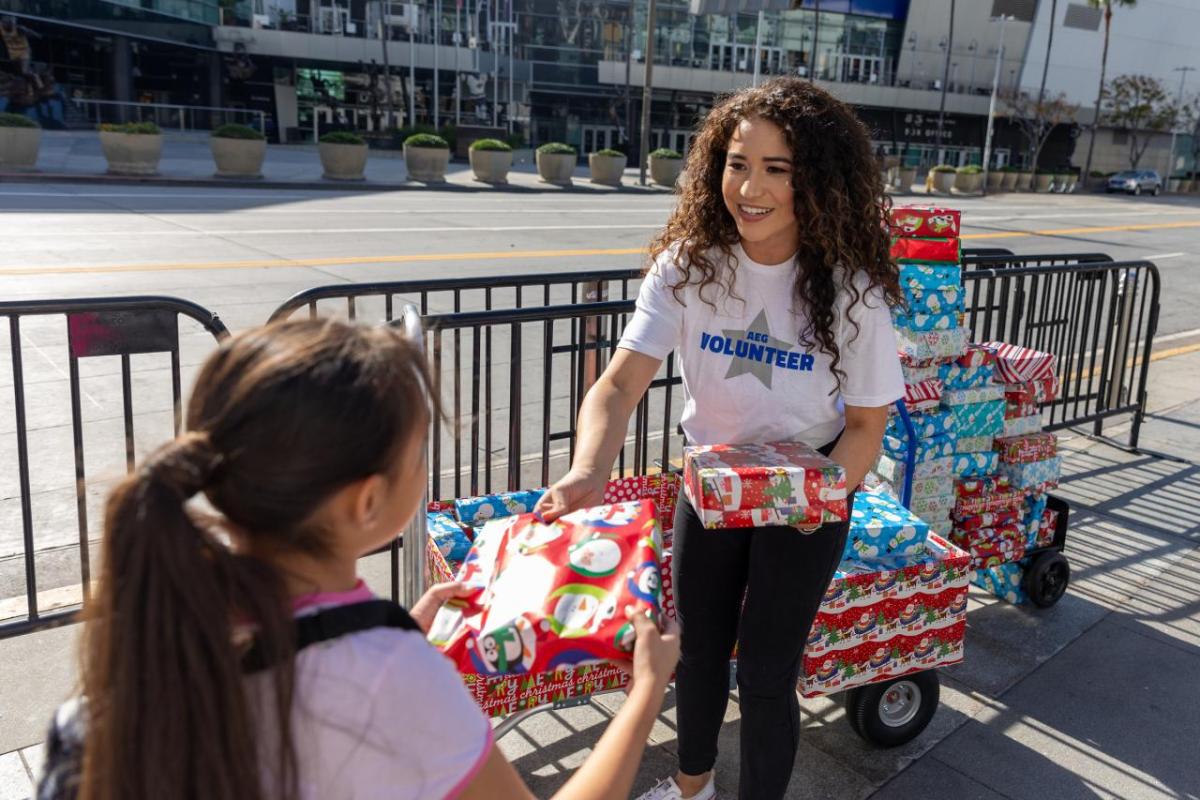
[1082,0,1138,181]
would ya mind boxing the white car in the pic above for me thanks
[1106,170,1162,196]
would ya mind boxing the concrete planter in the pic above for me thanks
[319,141,368,180]
[649,155,683,187]
[404,144,450,182]
[1168,178,1183,193]
[1034,173,1054,192]
[929,170,955,194]
[537,151,576,185]
[1015,171,1034,191]
[0,126,40,169]
[469,148,512,183]
[1063,175,1078,192]
[954,172,982,193]
[211,137,265,178]
[1183,180,1195,193]
[985,170,1005,190]
[896,166,918,192]
[100,131,163,176]
[1001,171,1019,190]
[588,153,627,186]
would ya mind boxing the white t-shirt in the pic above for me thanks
[250,583,493,800]
[618,243,904,448]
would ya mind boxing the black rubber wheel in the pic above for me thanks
[837,692,865,737]
[844,671,940,747]
[1134,184,1142,196]
[1023,551,1071,608]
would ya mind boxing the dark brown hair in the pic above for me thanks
[650,76,902,387]
[79,319,433,800]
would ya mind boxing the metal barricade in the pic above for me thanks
[0,297,229,639]
[961,259,1160,446]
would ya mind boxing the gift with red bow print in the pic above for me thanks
[429,500,666,677]
[683,441,848,529]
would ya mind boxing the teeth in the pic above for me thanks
[740,205,771,215]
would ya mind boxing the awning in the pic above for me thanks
[688,0,796,15]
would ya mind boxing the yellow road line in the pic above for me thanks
[1,218,1196,276]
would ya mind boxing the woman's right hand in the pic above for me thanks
[534,467,607,522]
[626,609,681,694]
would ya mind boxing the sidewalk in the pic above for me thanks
[0,130,673,194]
[1,350,1197,798]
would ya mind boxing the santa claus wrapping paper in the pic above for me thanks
[429,500,665,677]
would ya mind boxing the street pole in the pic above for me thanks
[935,0,955,165]
[507,0,513,135]
[434,0,440,128]
[377,0,395,128]
[752,10,764,87]
[408,1,417,127]
[811,0,820,81]
[1167,66,1195,180]
[624,17,633,148]
[981,14,1010,195]
[638,0,658,186]
[455,0,461,125]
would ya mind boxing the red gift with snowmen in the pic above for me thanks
[888,206,962,239]
[429,500,666,677]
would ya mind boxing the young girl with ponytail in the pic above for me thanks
[40,319,679,800]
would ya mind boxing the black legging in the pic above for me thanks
[671,438,852,800]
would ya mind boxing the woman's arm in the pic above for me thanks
[828,403,889,491]
[534,349,664,521]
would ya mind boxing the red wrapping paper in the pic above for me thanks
[1005,398,1040,419]
[951,507,1020,532]
[954,344,997,369]
[953,476,1024,516]
[603,474,680,534]
[1005,378,1059,404]
[430,501,665,677]
[982,342,1057,384]
[950,523,1027,569]
[888,207,962,239]
[994,432,1058,464]
[890,237,961,264]
[905,377,944,407]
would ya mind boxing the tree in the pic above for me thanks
[1005,89,1080,170]
[1102,74,1178,169]
[1082,0,1138,180]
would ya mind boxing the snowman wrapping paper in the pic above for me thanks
[682,441,848,529]
[887,206,962,239]
[454,489,547,527]
[429,500,665,678]
[842,490,930,562]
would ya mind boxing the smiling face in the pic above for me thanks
[721,116,799,265]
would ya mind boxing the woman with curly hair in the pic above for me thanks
[535,76,905,800]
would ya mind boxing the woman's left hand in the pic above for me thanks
[409,581,473,633]
[795,523,821,533]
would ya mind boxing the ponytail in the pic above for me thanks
[80,433,297,800]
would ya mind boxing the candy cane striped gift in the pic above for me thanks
[981,342,1057,384]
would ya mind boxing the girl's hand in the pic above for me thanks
[409,581,472,633]
[623,608,681,695]
[534,468,607,522]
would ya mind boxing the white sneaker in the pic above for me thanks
[635,774,717,800]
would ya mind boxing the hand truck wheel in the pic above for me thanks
[1023,551,1070,608]
[843,670,940,747]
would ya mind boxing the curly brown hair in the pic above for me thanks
[649,76,902,389]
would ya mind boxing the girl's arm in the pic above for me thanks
[534,349,664,521]
[458,612,681,800]
[828,403,889,491]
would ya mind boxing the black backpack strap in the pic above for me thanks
[243,599,420,673]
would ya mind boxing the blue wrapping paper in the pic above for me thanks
[454,489,547,526]
[875,453,954,484]
[940,363,996,390]
[886,408,956,441]
[942,385,1005,406]
[892,309,961,332]
[972,562,1028,604]
[843,490,931,561]
[1003,414,1044,438]
[428,511,473,562]
[999,456,1062,491]
[899,264,962,293]
[946,399,1006,440]
[902,285,963,316]
[1022,493,1050,548]
[953,451,999,478]
[883,432,955,463]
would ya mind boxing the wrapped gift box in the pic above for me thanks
[896,378,943,413]
[890,236,961,265]
[902,285,963,316]
[995,432,1058,464]
[942,385,1005,406]
[956,474,1012,496]
[973,562,1028,605]
[888,206,962,238]
[955,434,996,454]
[875,453,954,484]
[940,363,995,391]
[954,345,997,369]
[909,492,956,526]
[430,501,666,677]
[896,326,969,362]
[952,451,999,478]
[1021,492,1050,548]
[429,511,474,563]
[999,455,1062,491]
[800,533,970,696]
[887,408,956,441]
[1003,414,1043,437]
[950,522,1026,569]
[1005,398,1041,420]
[883,432,956,463]
[981,342,1057,384]
[843,489,931,562]
[946,400,1005,441]
[1035,507,1059,548]
[455,489,547,527]
[901,363,942,384]
[954,476,1023,516]
[683,442,848,529]
[952,507,1020,531]
[1004,377,1059,405]
[603,474,680,533]
[900,264,962,293]
[892,310,961,332]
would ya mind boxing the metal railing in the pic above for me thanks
[71,98,267,134]
[0,297,229,640]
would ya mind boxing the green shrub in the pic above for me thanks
[537,142,577,155]
[504,133,527,149]
[650,147,683,159]
[212,123,264,140]
[99,121,161,135]
[405,133,448,149]
[956,164,982,174]
[320,131,365,145]
[593,148,625,158]
[470,138,512,152]
[929,164,956,173]
[1089,170,1108,178]
[0,112,38,129]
